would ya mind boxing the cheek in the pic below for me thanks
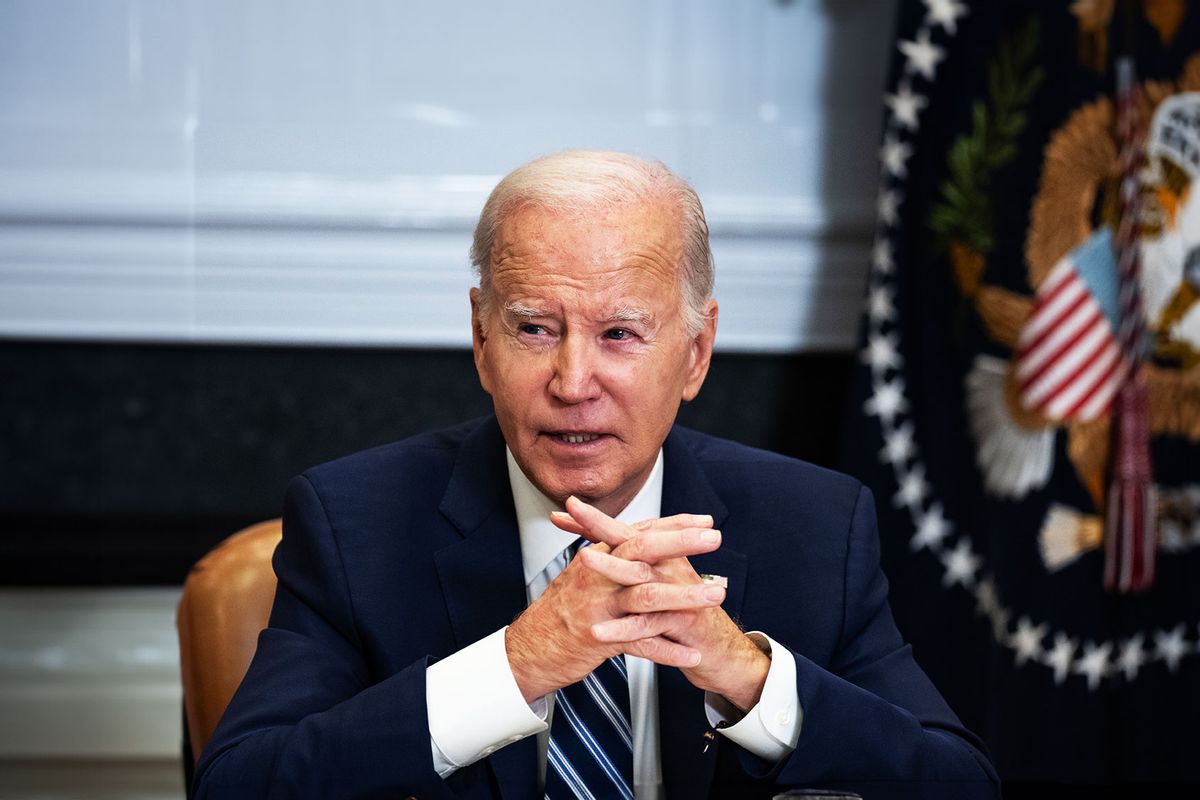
[611,363,686,420]
[492,352,552,401]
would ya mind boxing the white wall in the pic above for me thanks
[0,589,184,799]
[0,0,896,352]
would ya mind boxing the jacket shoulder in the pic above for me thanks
[297,416,486,506]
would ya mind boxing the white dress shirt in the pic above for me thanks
[425,448,803,797]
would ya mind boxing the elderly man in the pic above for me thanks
[194,151,998,799]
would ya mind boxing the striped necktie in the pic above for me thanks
[544,543,634,800]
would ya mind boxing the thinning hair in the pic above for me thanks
[469,150,714,335]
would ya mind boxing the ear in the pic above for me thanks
[470,288,494,396]
[681,299,718,402]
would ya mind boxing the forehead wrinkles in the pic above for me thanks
[489,204,686,298]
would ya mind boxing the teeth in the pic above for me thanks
[560,433,600,444]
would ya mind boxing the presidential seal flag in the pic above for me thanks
[842,0,1200,791]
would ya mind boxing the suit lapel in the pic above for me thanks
[433,417,538,800]
[658,428,748,800]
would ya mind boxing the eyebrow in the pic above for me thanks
[603,306,653,327]
[502,301,546,319]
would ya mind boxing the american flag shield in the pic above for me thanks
[1014,228,1129,423]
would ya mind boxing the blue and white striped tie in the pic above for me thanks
[544,653,634,800]
[544,541,634,799]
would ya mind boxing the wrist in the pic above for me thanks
[505,621,554,703]
[721,633,772,713]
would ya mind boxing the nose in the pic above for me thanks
[549,334,601,404]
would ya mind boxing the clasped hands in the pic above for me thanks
[506,496,770,713]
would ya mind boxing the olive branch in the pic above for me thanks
[929,17,1044,255]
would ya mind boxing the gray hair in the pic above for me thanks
[469,149,714,336]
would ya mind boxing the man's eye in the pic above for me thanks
[605,328,632,341]
[519,324,546,335]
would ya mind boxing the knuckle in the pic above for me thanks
[634,583,659,609]
[639,637,664,658]
[624,534,646,560]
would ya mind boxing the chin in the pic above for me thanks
[539,472,615,506]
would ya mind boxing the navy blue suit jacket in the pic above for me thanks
[194,416,998,799]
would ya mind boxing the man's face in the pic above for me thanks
[471,199,717,516]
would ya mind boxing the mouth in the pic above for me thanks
[545,431,608,445]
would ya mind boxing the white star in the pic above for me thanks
[1010,616,1046,667]
[894,464,930,510]
[924,0,968,34]
[1154,624,1189,673]
[880,420,917,466]
[885,81,928,131]
[867,283,897,322]
[877,189,902,226]
[861,331,903,371]
[1074,641,1112,691]
[864,377,908,424]
[1115,634,1147,681]
[911,502,951,551]
[898,29,945,82]
[941,539,980,588]
[872,237,896,273]
[880,133,914,178]
[1045,633,1077,685]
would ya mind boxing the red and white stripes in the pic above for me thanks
[1015,258,1127,422]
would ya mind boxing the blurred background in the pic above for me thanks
[0,1,892,796]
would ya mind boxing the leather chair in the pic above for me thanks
[177,519,282,767]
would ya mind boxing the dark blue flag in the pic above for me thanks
[843,0,1200,788]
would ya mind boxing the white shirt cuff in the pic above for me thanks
[426,626,549,777]
[703,632,802,764]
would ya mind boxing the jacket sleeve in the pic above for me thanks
[192,475,459,799]
[760,485,1000,799]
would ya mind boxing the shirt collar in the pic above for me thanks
[506,447,665,586]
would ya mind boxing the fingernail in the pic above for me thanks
[550,511,571,519]
[702,585,725,602]
[591,622,610,640]
[701,530,720,544]
[687,651,702,667]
